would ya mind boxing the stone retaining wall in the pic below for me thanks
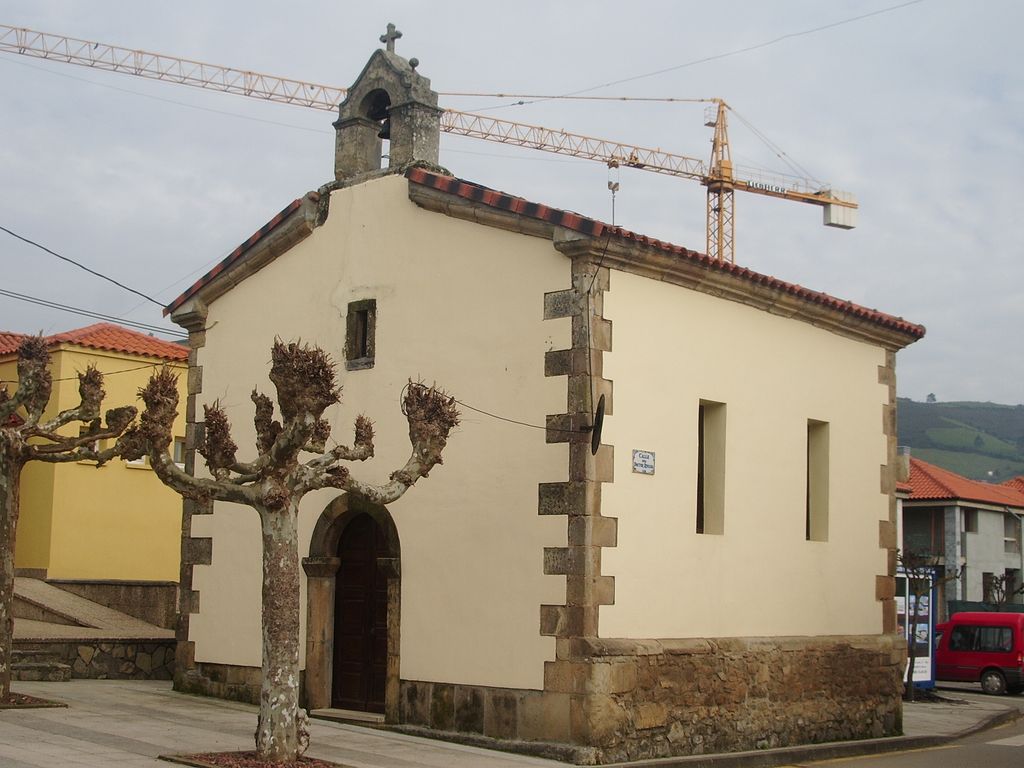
[400,679,569,745]
[15,639,175,680]
[550,634,905,764]
[174,660,266,706]
[401,634,904,765]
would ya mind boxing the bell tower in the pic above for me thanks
[334,24,442,181]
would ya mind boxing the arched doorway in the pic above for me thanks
[303,494,400,718]
[333,513,388,711]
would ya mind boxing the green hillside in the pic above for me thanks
[897,398,1024,481]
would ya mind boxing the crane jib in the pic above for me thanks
[0,22,860,263]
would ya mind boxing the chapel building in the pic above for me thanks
[164,36,924,763]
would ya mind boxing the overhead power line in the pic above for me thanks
[0,224,165,307]
[1,360,177,385]
[477,0,925,111]
[0,288,186,338]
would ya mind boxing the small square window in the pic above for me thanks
[173,437,186,467]
[345,299,376,371]
[963,509,978,533]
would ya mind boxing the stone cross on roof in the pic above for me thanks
[380,23,402,53]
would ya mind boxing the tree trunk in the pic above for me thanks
[0,455,22,702]
[255,502,309,762]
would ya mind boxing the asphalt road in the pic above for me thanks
[797,685,1024,768]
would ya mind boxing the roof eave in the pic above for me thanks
[555,232,924,352]
[165,194,321,320]
[407,173,924,352]
[903,497,1024,512]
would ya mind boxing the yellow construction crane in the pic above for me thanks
[0,24,857,264]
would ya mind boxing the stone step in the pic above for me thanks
[11,660,72,683]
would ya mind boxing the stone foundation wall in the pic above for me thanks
[14,639,175,680]
[176,635,903,766]
[401,634,903,765]
[400,680,568,744]
[175,660,264,705]
[551,634,904,764]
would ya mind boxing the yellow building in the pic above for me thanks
[1,323,187,588]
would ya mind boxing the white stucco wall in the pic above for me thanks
[188,174,569,690]
[600,269,891,639]
[962,508,1024,600]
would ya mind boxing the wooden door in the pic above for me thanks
[332,513,388,712]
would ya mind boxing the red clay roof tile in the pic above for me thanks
[1002,476,1024,494]
[0,323,186,362]
[907,457,1024,508]
[0,332,29,356]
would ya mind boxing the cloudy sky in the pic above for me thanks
[1,0,1021,403]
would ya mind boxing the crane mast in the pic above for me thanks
[0,23,857,265]
[705,99,735,263]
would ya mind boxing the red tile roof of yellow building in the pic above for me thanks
[0,332,28,355]
[907,457,1024,508]
[0,323,187,362]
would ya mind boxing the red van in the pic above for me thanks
[935,612,1024,695]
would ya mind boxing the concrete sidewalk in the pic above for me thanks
[0,680,1020,768]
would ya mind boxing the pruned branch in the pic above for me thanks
[299,381,458,499]
[304,415,374,474]
[128,368,252,504]
[4,339,139,465]
[4,336,51,427]
[199,402,238,479]
[135,345,458,510]
[37,365,104,433]
[252,390,281,456]
[269,340,339,422]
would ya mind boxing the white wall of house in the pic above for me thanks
[187,175,570,691]
[961,507,1024,601]
[601,268,891,639]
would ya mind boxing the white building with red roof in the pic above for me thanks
[161,44,926,762]
[902,456,1024,608]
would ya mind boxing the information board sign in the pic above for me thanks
[896,569,935,686]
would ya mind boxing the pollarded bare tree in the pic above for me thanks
[0,337,138,701]
[127,340,458,764]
